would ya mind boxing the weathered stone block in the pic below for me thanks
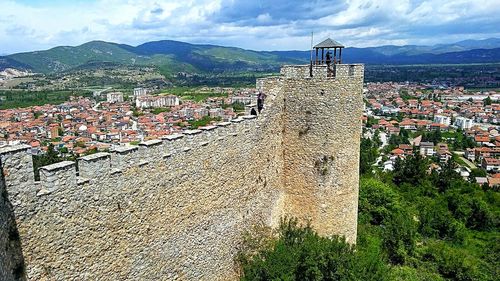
[78,153,111,182]
[111,146,139,170]
[139,139,163,164]
[39,161,76,194]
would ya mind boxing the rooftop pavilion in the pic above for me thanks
[277,38,362,79]
[313,38,345,65]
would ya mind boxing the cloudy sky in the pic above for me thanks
[1,0,500,54]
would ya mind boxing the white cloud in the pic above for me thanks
[0,0,499,54]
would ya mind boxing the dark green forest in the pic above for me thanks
[238,140,499,280]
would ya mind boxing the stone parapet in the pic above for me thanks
[139,139,163,164]
[78,152,111,182]
[280,64,363,79]
[0,144,34,208]
[162,134,185,156]
[0,116,264,202]
[111,146,139,170]
[38,161,76,195]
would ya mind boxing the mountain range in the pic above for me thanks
[1,38,499,74]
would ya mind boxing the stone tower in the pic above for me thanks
[260,38,364,243]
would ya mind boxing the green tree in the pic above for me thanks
[358,177,401,225]
[132,109,144,117]
[382,209,416,265]
[424,242,481,281]
[431,158,461,193]
[32,110,43,119]
[483,96,492,106]
[422,129,442,144]
[466,198,494,231]
[360,138,378,174]
[393,150,428,186]
[373,130,382,148]
[188,116,221,129]
[399,128,410,144]
[238,218,388,281]
[32,144,62,181]
[232,102,245,112]
[418,198,465,241]
[151,107,170,115]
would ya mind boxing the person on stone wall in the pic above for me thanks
[250,107,257,116]
[257,92,265,114]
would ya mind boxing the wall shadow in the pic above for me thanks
[0,157,27,281]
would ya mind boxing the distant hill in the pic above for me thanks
[0,56,31,71]
[2,38,500,74]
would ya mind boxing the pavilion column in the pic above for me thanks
[339,48,342,64]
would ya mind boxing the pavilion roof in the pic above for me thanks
[314,38,344,48]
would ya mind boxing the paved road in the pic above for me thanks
[92,102,101,112]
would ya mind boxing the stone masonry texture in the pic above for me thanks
[0,64,363,280]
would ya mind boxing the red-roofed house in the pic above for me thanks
[482,158,500,172]
[475,135,490,144]
[391,148,405,156]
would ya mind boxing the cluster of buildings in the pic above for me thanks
[0,87,260,155]
[130,88,180,108]
[135,94,180,108]
[364,82,499,186]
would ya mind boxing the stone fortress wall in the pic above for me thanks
[0,63,363,281]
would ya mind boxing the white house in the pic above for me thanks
[420,142,434,156]
[106,92,124,103]
[454,117,474,130]
[434,115,451,126]
[133,88,149,98]
[136,95,179,108]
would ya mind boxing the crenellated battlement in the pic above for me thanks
[0,116,261,201]
[0,62,363,281]
[280,64,364,79]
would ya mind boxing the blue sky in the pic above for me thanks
[1,0,500,54]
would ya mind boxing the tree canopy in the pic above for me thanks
[239,144,500,281]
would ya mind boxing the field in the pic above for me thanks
[0,77,36,89]
[0,90,92,109]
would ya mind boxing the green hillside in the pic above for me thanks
[6,40,297,74]
[9,41,141,73]
[3,38,500,74]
